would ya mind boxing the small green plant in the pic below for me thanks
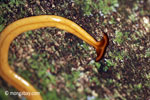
[0,88,15,100]
[106,79,114,85]
[145,48,150,58]
[0,88,9,100]
[0,16,5,32]
[114,31,131,44]
[95,62,101,69]
[0,0,25,32]
[74,0,119,16]
[109,16,116,24]
[8,0,24,7]
[0,14,6,32]
[81,42,90,51]
[25,31,33,37]
[91,76,100,85]
[0,24,4,32]
[42,90,60,100]
[114,31,124,44]
[134,83,142,91]
[8,53,17,65]
[0,0,25,8]
[103,59,114,72]
[128,13,137,22]
[28,53,57,84]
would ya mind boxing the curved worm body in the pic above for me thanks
[0,15,108,100]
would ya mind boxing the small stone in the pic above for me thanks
[78,67,84,71]
[92,90,98,97]
[117,18,121,21]
[77,86,83,93]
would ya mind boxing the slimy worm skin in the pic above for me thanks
[0,15,108,100]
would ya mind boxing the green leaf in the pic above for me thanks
[38,70,46,77]
[0,24,4,32]
[95,62,101,69]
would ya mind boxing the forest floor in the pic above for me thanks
[0,0,150,100]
